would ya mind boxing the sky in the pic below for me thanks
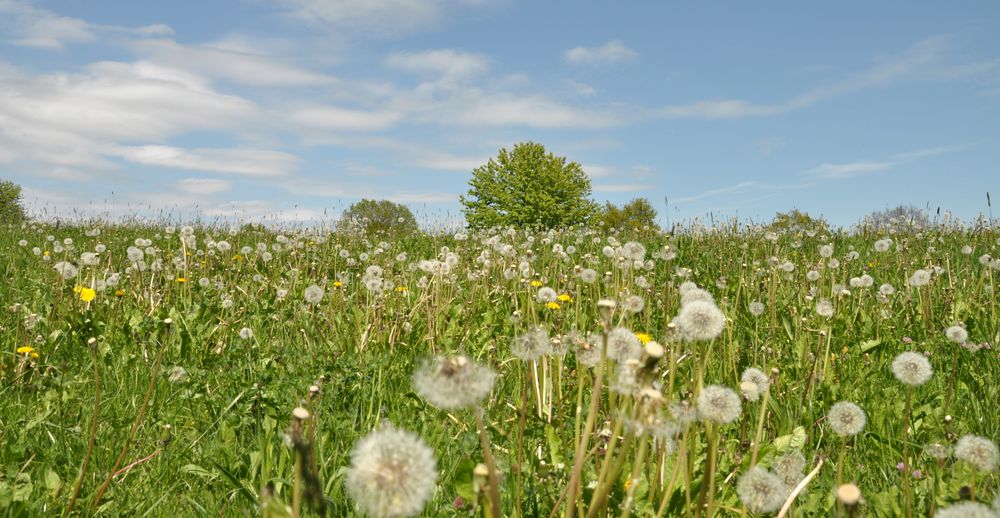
[1,0,999,228]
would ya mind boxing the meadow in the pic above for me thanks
[1,219,998,517]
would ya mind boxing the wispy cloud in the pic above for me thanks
[593,183,653,193]
[804,144,970,179]
[111,146,298,177]
[660,36,964,119]
[0,0,172,49]
[386,49,490,81]
[673,181,758,203]
[178,178,232,194]
[565,40,637,65]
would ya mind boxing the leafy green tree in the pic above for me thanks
[863,205,930,231]
[461,142,598,229]
[337,199,419,236]
[0,179,27,224]
[599,197,659,233]
[766,209,829,234]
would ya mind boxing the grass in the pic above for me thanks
[0,220,997,516]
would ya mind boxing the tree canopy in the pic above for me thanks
[461,142,598,229]
[599,197,659,233]
[0,179,27,224]
[337,199,419,236]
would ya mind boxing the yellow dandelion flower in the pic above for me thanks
[546,302,561,310]
[333,281,344,288]
[530,280,542,287]
[176,277,187,283]
[396,286,408,292]
[635,332,653,345]
[73,285,83,293]
[557,293,573,302]
[31,352,39,359]
[43,250,50,256]
[79,287,96,302]
[233,254,243,261]
[16,346,34,354]
[115,289,126,297]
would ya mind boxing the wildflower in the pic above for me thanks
[511,326,551,361]
[239,327,253,340]
[304,284,325,305]
[748,301,765,317]
[924,443,950,460]
[546,301,560,310]
[908,269,931,287]
[571,331,601,367]
[115,289,125,297]
[891,351,933,386]
[530,280,543,287]
[345,425,438,518]
[827,401,866,437]
[579,268,598,284]
[333,280,344,288]
[176,277,187,283]
[772,449,806,486]
[634,332,653,345]
[674,300,725,341]
[740,368,770,402]
[737,467,788,514]
[16,346,34,355]
[933,502,995,518]
[536,287,557,303]
[413,355,497,410]
[697,385,742,424]
[954,434,998,472]
[75,286,96,302]
[53,261,79,280]
[623,295,645,314]
[815,299,834,318]
[607,327,642,362]
[945,325,968,344]
[557,293,572,303]
[680,287,714,306]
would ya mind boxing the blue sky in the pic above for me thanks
[1,0,998,227]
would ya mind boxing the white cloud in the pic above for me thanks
[111,146,298,177]
[289,105,402,131]
[593,183,653,193]
[0,0,172,49]
[131,38,337,86]
[660,36,954,119]
[804,144,969,180]
[673,181,759,203]
[404,91,622,128]
[178,178,233,194]
[276,0,445,35]
[386,49,489,80]
[565,40,637,65]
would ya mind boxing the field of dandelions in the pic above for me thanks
[2,220,999,517]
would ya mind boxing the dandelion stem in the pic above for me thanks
[564,328,609,518]
[474,406,503,518]
[64,339,100,518]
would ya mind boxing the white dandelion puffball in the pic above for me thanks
[697,385,742,424]
[933,501,996,518]
[536,286,557,303]
[511,326,551,361]
[827,401,866,437]
[815,299,834,318]
[945,325,968,344]
[891,351,933,386]
[748,301,766,317]
[606,327,642,362]
[954,434,998,472]
[53,261,79,280]
[346,425,438,518]
[304,284,325,305]
[737,467,788,514]
[412,355,497,410]
[623,295,645,314]
[675,300,725,342]
[740,368,770,401]
[908,269,931,287]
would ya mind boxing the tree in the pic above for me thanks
[461,142,598,229]
[337,199,419,236]
[766,209,830,234]
[0,179,27,224]
[599,197,660,233]
[862,205,930,231]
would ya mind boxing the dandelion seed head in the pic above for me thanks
[675,300,725,342]
[623,295,645,314]
[606,327,642,362]
[736,467,788,513]
[697,385,742,424]
[908,269,932,287]
[346,425,438,518]
[827,401,866,437]
[680,287,715,306]
[749,301,766,317]
[816,299,834,318]
[740,367,769,401]
[933,502,995,518]
[304,284,325,305]
[413,355,497,410]
[945,325,968,344]
[511,326,551,361]
[891,351,933,386]
[772,449,806,486]
[954,434,999,472]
